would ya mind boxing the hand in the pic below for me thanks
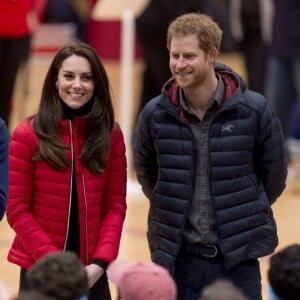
[85,263,105,289]
[27,11,39,34]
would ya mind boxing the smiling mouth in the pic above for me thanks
[69,92,84,97]
[176,72,191,78]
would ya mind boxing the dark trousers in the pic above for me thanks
[0,36,31,126]
[19,268,112,300]
[88,272,111,300]
[174,246,262,300]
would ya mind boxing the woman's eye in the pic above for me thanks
[82,75,92,81]
[64,73,74,80]
[62,73,92,82]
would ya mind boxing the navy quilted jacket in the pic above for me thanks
[134,63,288,272]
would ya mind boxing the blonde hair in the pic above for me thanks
[167,13,223,54]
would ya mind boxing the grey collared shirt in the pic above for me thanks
[180,73,224,244]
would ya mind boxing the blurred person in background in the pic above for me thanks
[107,260,177,300]
[228,0,274,94]
[268,244,300,300]
[16,290,56,300]
[0,280,12,300]
[200,279,247,300]
[0,118,9,221]
[6,41,127,300]
[42,0,86,41]
[264,0,300,161]
[0,0,47,129]
[23,251,88,300]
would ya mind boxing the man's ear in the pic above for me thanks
[208,47,218,64]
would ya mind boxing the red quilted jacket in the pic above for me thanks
[7,118,127,269]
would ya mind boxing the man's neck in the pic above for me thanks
[183,73,218,113]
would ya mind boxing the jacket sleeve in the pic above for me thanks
[0,119,9,220]
[255,97,288,204]
[6,121,60,261]
[133,104,158,199]
[92,125,127,263]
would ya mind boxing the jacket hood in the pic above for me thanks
[162,63,246,107]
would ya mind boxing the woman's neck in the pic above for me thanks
[61,100,93,120]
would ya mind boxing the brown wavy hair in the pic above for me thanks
[32,42,115,174]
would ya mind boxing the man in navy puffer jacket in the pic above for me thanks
[133,13,288,300]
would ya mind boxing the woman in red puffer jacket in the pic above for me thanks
[6,41,127,300]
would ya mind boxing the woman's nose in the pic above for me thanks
[72,78,82,88]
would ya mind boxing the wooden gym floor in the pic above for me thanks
[1,49,300,300]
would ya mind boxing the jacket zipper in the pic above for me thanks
[63,120,74,251]
[81,174,89,264]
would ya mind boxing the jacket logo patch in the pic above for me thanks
[221,124,234,133]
